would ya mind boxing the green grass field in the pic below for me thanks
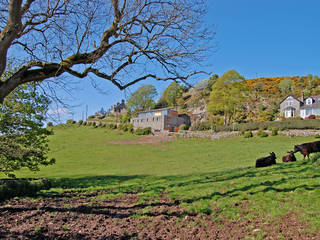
[2,125,320,233]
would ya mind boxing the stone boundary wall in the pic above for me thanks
[176,131,241,140]
[176,129,320,140]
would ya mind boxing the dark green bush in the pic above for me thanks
[179,124,189,130]
[108,123,117,129]
[0,179,52,201]
[191,122,215,131]
[135,127,152,135]
[260,131,268,137]
[47,122,53,127]
[315,134,320,138]
[271,127,278,136]
[121,123,134,132]
[257,128,268,137]
[66,119,76,124]
[244,131,253,138]
[78,120,83,125]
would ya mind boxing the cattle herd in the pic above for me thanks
[255,140,320,168]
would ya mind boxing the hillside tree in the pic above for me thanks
[0,0,213,103]
[161,81,184,107]
[126,84,157,112]
[279,78,295,95]
[207,70,246,125]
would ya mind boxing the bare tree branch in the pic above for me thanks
[0,0,214,103]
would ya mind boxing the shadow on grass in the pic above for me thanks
[2,155,319,206]
[48,155,318,192]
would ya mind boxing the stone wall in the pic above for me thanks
[176,129,320,140]
[176,131,241,140]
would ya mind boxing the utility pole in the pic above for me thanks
[85,105,88,120]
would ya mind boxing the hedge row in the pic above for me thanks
[191,119,320,132]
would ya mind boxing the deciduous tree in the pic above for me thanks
[279,78,295,95]
[161,81,184,107]
[0,67,55,177]
[207,70,246,125]
[0,0,212,103]
[126,84,157,112]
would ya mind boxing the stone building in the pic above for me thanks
[280,93,320,118]
[131,107,190,132]
[109,99,127,116]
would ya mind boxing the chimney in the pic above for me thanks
[301,91,304,102]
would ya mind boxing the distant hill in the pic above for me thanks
[179,74,320,124]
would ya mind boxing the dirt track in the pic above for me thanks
[0,192,319,240]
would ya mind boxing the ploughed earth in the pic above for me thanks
[0,191,318,240]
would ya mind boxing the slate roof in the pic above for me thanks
[300,96,320,109]
[280,95,302,104]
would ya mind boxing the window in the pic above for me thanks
[306,109,312,115]
[141,119,144,123]
[306,98,313,105]
[286,101,293,106]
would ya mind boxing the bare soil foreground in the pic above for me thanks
[0,191,319,240]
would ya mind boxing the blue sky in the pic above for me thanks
[51,0,320,122]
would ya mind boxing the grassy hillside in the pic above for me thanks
[6,125,316,178]
[2,126,320,235]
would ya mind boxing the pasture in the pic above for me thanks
[1,125,320,239]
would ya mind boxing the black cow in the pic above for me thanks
[282,151,296,162]
[255,152,276,168]
[294,141,320,160]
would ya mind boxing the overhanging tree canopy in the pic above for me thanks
[0,0,213,103]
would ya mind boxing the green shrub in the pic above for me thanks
[78,120,83,125]
[315,134,320,138]
[260,131,268,137]
[47,122,53,127]
[271,127,278,136]
[0,179,52,201]
[191,122,215,131]
[108,123,117,129]
[179,124,189,130]
[135,127,152,135]
[244,131,253,138]
[257,128,268,137]
[120,123,133,132]
[66,119,75,124]
[127,124,134,133]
